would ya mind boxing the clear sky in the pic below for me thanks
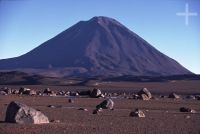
[0,0,199,74]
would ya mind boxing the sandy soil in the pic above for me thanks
[0,94,200,134]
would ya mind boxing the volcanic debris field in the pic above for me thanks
[0,80,200,134]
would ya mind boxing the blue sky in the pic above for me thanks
[0,0,199,74]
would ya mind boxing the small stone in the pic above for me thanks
[185,115,191,119]
[78,108,88,111]
[47,105,56,108]
[93,108,103,114]
[130,109,145,118]
[180,107,196,113]
[168,93,180,99]
[50,120,60,123]
[68,98,74,103]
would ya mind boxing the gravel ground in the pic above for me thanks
[0,94,200,134]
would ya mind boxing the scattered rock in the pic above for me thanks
[68,98,74,103]
[12,89,19,94]
[29,90,37,95]
[78,108,88,111]
[79,90,91,96]
[168,93,180,99]
[185,95,196,100]
[138,88,152,100]
[70,91,79,96]
[195,95,200,100]
[47,105,56,108]
[1,87,12,94]
[180,107,196,113]
[50,120,60,123]
[96,99,114,110]
[19,87,30,95]
[5,101,49,124]
[49,91,57,96]
[185,115,191,119]
[132,94,140,99]
[43,88,52,95]
[90,88,102,98]
[130,109,145,118]
[93,108,103,114]
[0,90,7,95]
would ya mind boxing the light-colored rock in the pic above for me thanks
[19,87,31,95]
[5,101,49,124]
[168,93,180,99]
[96,99,114,110]
[90,88,102,98]
[0,90,7,95]
[29,90,37,95]
[138,88,152,100]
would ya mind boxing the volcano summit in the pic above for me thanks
[0,16,192,77]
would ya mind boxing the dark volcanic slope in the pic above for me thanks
[0,16,192,77]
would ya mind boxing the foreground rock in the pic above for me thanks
[137,88,152,100]
[5,101,49,124]
[130,109,145,118]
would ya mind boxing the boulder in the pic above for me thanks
[96,99,114,110]
[168,93,180,99]
[5,101,49,124]
[90,88,102,98]
[138,88,152,100]
[130,109,145,118]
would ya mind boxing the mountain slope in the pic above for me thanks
[0,16,192,77]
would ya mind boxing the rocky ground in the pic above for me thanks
[0,80,200,134]
[0,94,200,134]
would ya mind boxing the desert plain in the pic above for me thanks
[0,79,200,134]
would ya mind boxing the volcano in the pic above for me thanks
[0,16,192,77]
